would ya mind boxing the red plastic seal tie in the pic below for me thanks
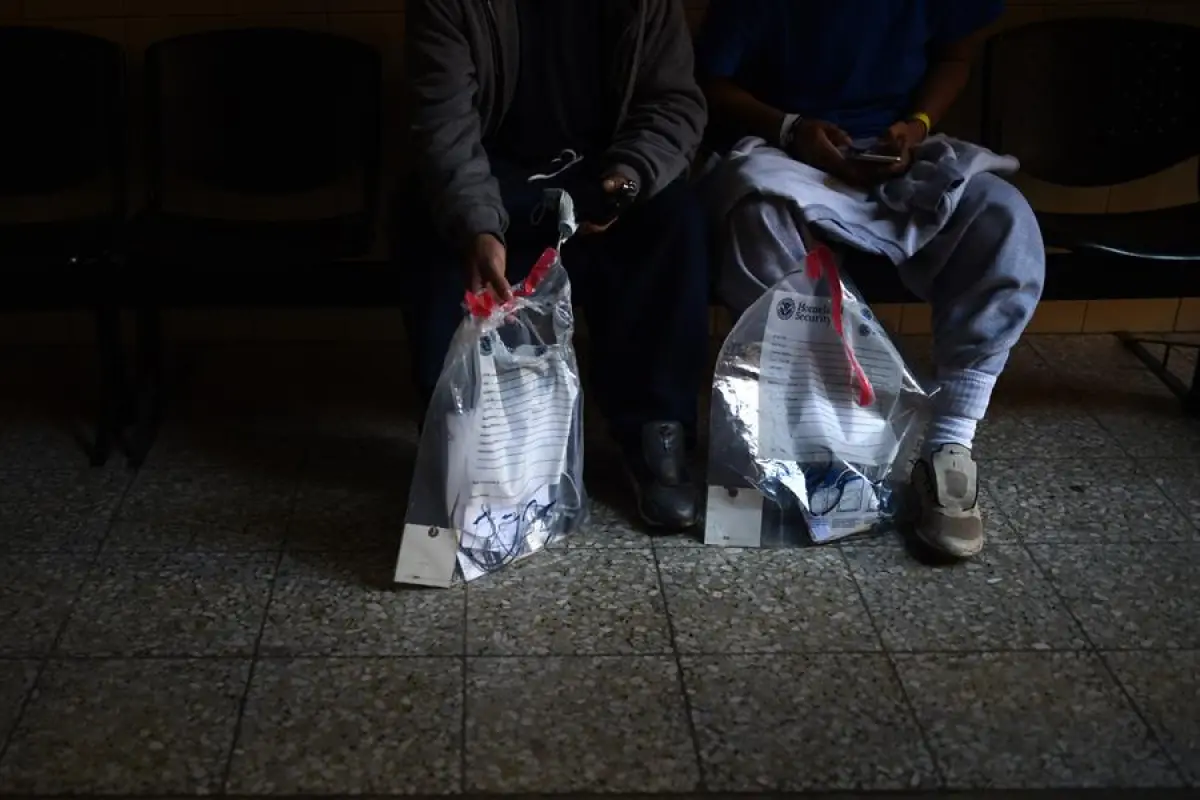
[464,247,559,319]
[805,245,875,407]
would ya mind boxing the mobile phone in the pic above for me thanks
[570,174,639,226]
[843,138,903,164]
[850,150,903,164]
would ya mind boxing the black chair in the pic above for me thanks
[0,26,128,465]
[127,27,384,466]
[981,18,1200,411]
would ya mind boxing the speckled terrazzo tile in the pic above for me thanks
[651,529,707,547]
[226,657,461,795]
[683,654,937,792]
[0,553,90,657]
[565,454,663,550]
[1096,407,1200,459]
[1030,544,1200,649]
[260,551,463,656]
[657,547,878,654]
[306,419,420,469]
[1105,650,1200,786]
[1141,459,1200,532]
[557,498,658,548]
[972,405,1124,460]
[0,469,129,553]
[105,468,298,551]
[465,656,698,794]
[0,661,38,742]
[844,545,1086,652]
[56,552,275,657]
[970,480,1012,538]
[0,658,248,795]
[984,459,1195,543]
[0,417,99,471]
[141,416,311,472]
[1080,371,1200,459]
[285,481,407,551]
[895,652,1181,789]
[1027,334,1148,371]
[466,548,670,655]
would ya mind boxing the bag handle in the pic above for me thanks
[464,247,558,319]
[805,245,875,407]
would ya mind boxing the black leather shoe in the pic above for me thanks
[624,421,700,531]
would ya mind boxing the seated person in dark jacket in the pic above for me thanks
[400,0,710,530]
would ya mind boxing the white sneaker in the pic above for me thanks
[911,443,984,559]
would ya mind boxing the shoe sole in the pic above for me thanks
[912,515,985,559]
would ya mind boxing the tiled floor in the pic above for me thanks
[1,334,1199,798]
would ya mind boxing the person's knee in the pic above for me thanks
[964,174,1033,229]
[964,174,1046,288]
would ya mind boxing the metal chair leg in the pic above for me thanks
[125,305,163,469]
[1116,331,1200,413]
[90,302,126,466]
[1186,352,1200,418]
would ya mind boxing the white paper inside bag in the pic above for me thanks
[446,336,578,562]
[759,290,903,466]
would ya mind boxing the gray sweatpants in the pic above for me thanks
[721,173,1046,426]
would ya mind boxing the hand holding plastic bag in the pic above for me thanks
[395,193,586,586]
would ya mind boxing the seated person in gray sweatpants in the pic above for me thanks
[696,0,1046,559]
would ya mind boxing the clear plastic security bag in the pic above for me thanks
[395,198,585,587]
[705,245,931,547]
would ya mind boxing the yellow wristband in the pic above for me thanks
[909,112,932,135]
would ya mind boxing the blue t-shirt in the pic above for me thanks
[695,0,1004,140]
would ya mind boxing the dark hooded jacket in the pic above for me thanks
[406,0,707,244]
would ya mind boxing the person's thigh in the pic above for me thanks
[582,178,709,311]
[574,178,711,440]
[898,172,1046,375]
[717,195,813,317]
[898,174,1042,292]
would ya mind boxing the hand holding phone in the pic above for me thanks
[842,138,903,165]
[524,152,639,234]
[574,172,639,232]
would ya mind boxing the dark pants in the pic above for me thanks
[396,168,710,448]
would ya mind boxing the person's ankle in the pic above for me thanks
[922,415,978,459]
[615,422,696,459]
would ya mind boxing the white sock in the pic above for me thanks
[922,367,997,458]
[923,415,978,457]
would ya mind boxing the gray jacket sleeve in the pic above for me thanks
[406,0,507,246]
[604,0,708,197]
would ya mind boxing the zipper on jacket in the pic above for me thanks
[484,0,505,129]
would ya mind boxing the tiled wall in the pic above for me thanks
[3,0,1199,341]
